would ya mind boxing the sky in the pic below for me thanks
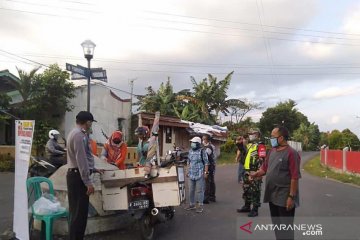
[1,0,360,137]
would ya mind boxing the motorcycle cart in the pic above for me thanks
[100,164,186,240]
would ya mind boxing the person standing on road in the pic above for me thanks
[66,111,102,240]
[235,135,248,184]
[250,126,301,240]
[185,136,209,213]
[203,134,216,203]
[237,128,265,217]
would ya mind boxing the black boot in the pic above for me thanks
[248,207,258,217]
[237,205,251,213]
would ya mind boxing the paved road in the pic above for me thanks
[0,172,14,234]
[1,152,360,239]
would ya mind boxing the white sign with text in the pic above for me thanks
[13,120,35,240]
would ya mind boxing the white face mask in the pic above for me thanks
[249,134,256,142]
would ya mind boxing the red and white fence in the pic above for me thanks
[320,148,360,174]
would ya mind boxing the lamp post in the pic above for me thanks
[81,39,96,112]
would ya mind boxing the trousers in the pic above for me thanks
[66,170,89,240]
[269,202,296,240]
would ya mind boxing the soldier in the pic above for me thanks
[237,128,266,217]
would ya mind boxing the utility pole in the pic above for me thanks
[128,78,136,141]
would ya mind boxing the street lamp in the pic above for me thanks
[81,39,96,112]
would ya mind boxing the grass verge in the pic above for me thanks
[217,151,237,165]
[0,154,15,172]
[304,155,360,186]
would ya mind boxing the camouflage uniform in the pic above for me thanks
[242,149,263,209]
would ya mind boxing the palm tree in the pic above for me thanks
[13,67,40,105]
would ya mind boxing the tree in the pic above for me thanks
[177,72,234,124]
[293,122,320,150]
[12,64,75,153]
[328,130,343,150]
[13,67,40,106]
[0,93,11,122]
[259,99,309,137]
[228,99,262,124]
[341,129,360,150]
[136,79,178,116]
[322,129,360,150]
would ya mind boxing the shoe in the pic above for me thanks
[203,200,210,204]
[237,205,251,213]
[185,205,196,211]
[248,209,258,217]
[196,207,204,213]
[209,198,216,202]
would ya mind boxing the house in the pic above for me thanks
[136,112,228,157]
[0,70,21,145]
[61,80,131,145]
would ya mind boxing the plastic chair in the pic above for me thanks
[26,177,68,240]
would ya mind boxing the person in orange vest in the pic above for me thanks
[100,130,128,169]
[88,128,98,156]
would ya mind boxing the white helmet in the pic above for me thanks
[190,136,202,144]
[49,129,60,139]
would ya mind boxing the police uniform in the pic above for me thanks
[66,111,96,240]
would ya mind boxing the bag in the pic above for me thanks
[32,193,65,215]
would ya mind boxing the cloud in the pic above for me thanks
[313,86,360,100]
[330,115,340,124]
[343,4,360,34]
[301,42,335,59]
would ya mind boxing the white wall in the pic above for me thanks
[288,141,303,152]
[61,85,131,144]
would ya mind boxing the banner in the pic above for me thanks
[13,120,35,240]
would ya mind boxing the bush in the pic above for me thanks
[220,138,237,153]
[0,154,15,172]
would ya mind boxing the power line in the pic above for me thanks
[255,0,276,80]
[60,0,96,6]
[20,52,360,67]
[105,67,360,76]
[92,82,139,97]
[137,24,360,47]
[4,0,100,13]
[0,49,48,68]
[145,10,360,37]
[141,16,360,41]
[7,52,360,70]
[0,6,86,19]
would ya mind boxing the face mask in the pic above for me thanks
[191,143,198,149]
[249,134,256,142]
[270,137,279,148]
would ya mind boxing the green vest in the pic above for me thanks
[244,143,258,170]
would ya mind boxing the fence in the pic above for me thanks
[320,148,360,174]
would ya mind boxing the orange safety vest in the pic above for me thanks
[103,141,128,169]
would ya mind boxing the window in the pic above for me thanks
[165,127,172,143]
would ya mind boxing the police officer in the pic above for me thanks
[67,111,101,240]
[237,128,266,217]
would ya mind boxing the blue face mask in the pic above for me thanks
[191,143,198,149]
[270,137,279,148]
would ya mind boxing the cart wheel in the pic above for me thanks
[137,214,154,240]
